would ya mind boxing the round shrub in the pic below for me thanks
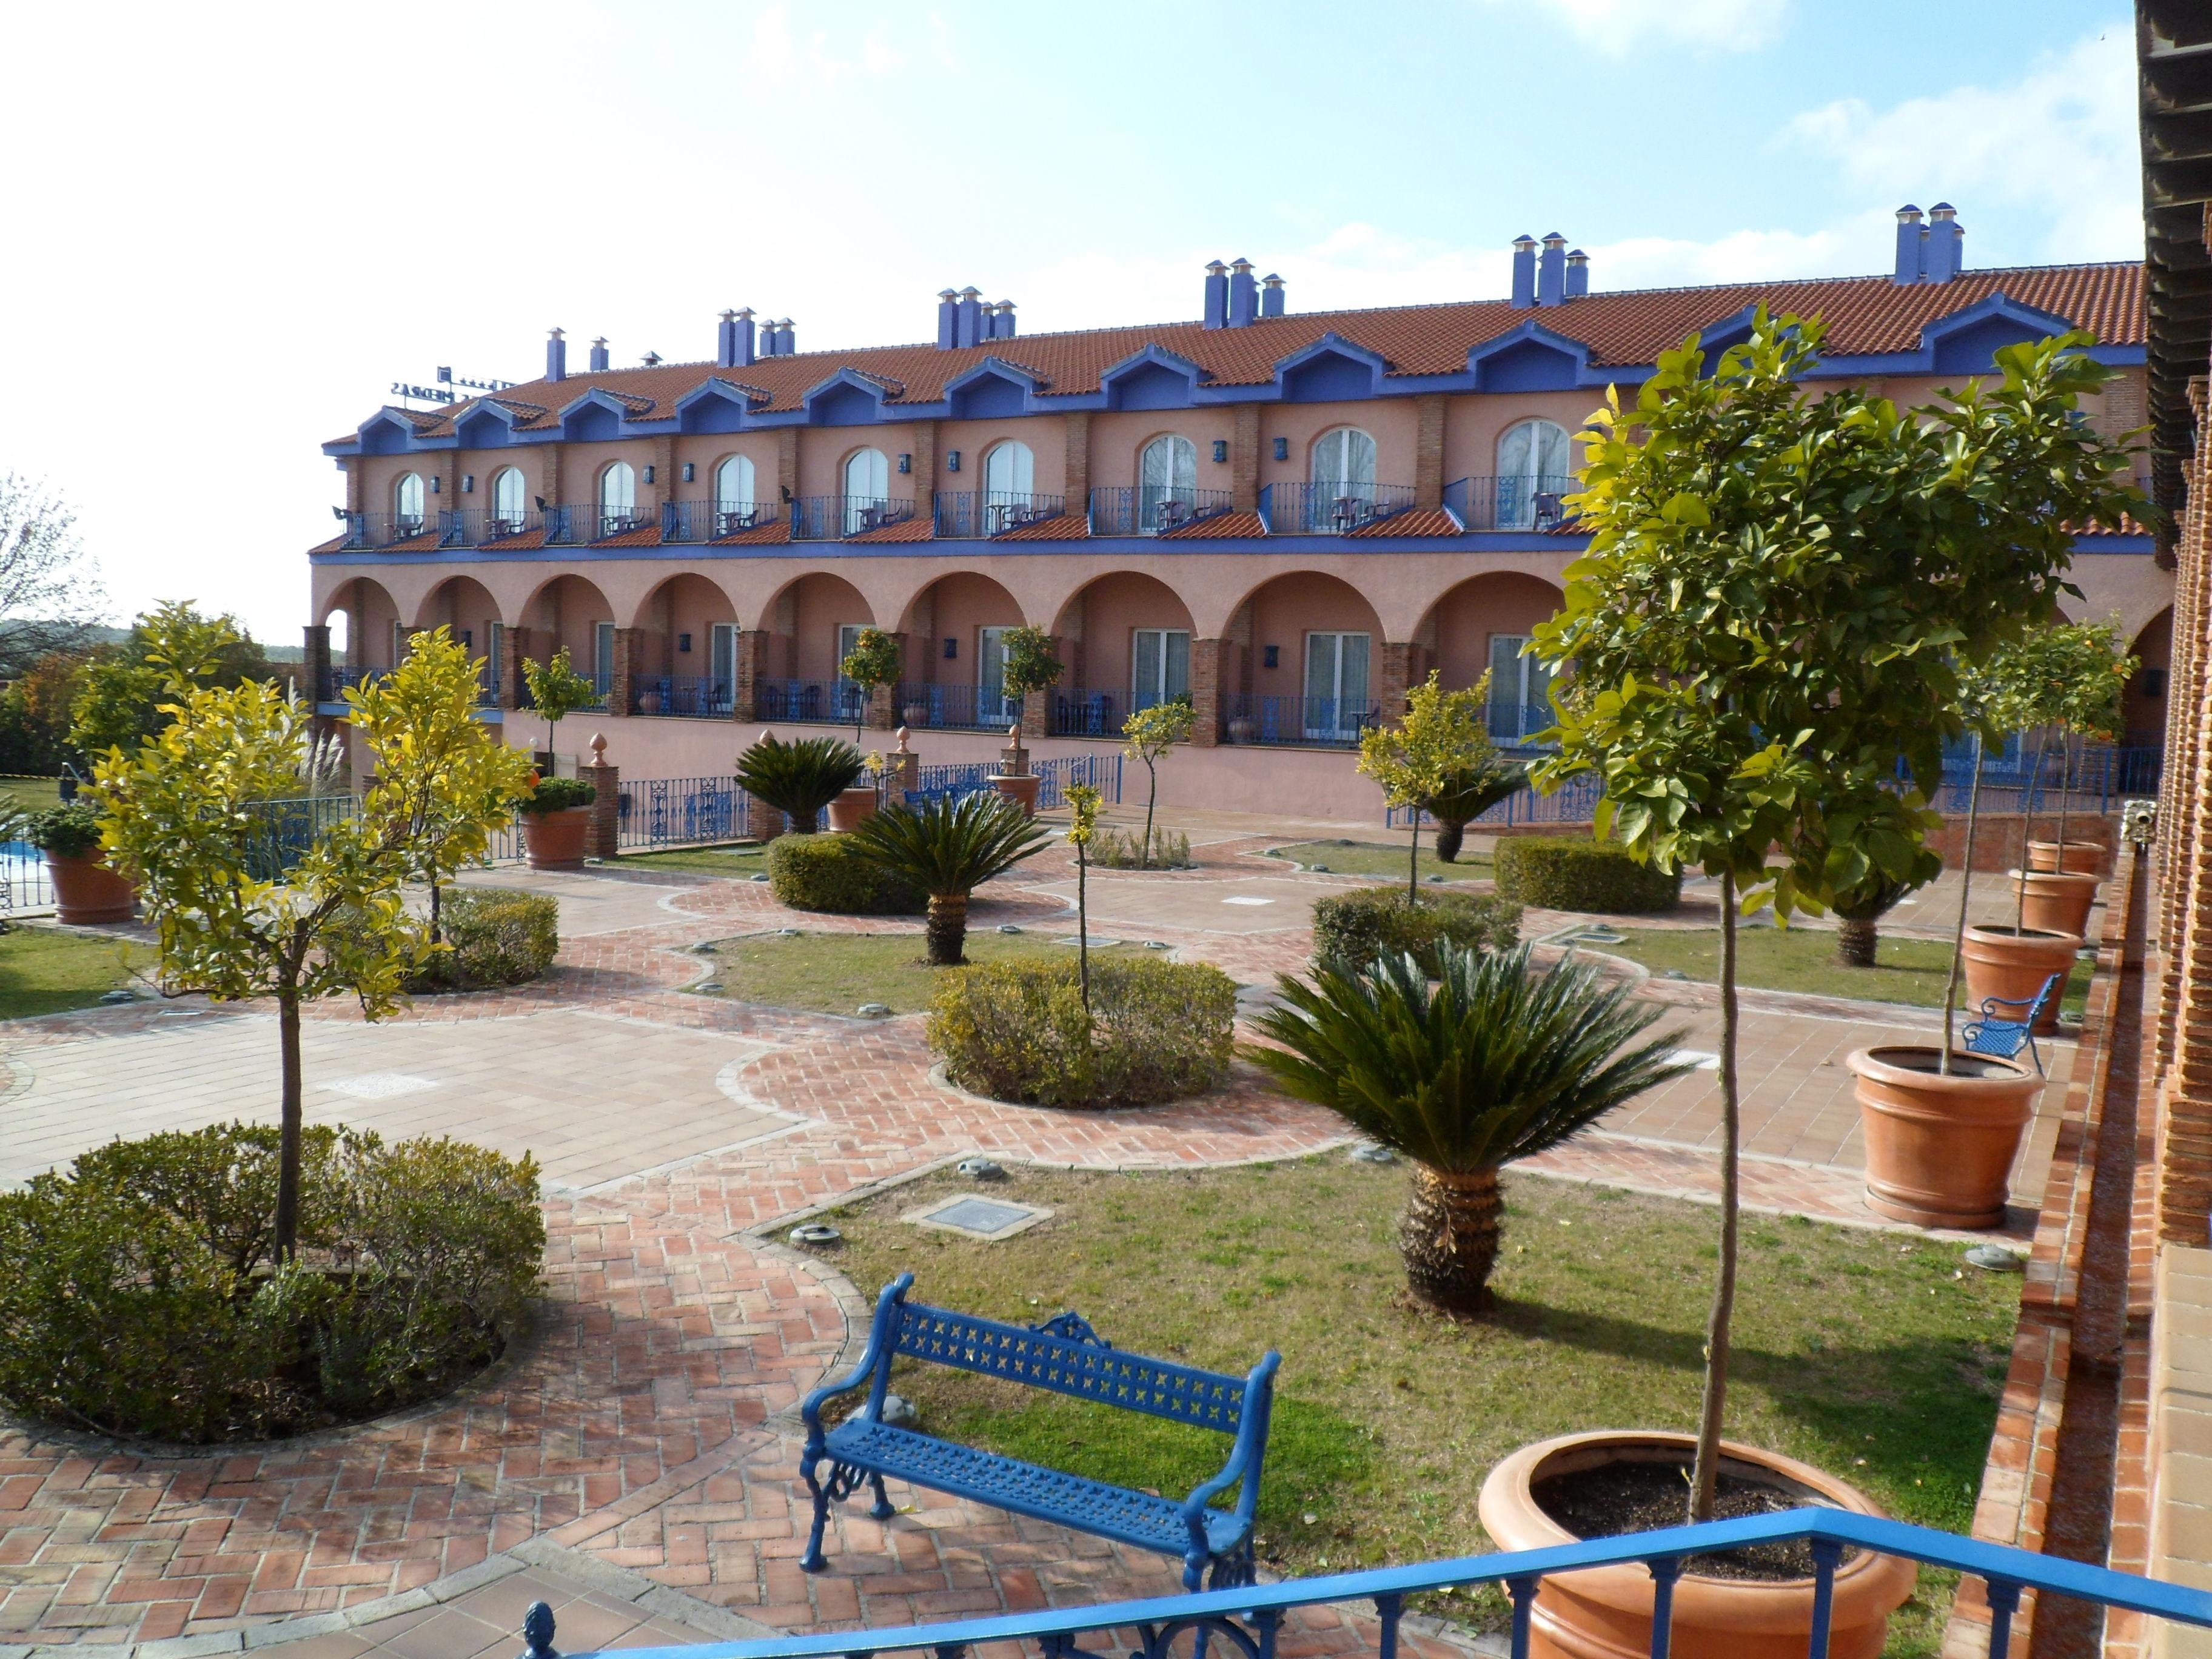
[929,956,1235,1108]
[1493,835,1681,914]
[416,888,560,991]
[24,802,101,856]
[522,777,596,813]
[1311,888,1522,976]
[769,831,923,915]
[0,1122,543,1444]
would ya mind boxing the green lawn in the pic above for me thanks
[0,776,65,813]
[820,1159,2011,1654]
[695,930,1141,1016]
[617,842,773,877]
[1599,925,2095,1017]
[0,924,148,1019]
[1265,839,1492,884]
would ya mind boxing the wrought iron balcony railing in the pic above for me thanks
[546,504,654,545]
[631,674,734,718]
[338,512,434,549]
[933,491,1070,538]
[436,508,545,546]
[1258,481,1419,534]
[1088,486,1236,536]
[1221,691,1379,748]
[662,500,785,543]
[1443,473,1579,531]
[892,682,1023,732]
[756,677,868,725]
[791,495,918,541]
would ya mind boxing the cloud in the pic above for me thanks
[1479,0,1789,53]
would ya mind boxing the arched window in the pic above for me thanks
[1311,427,1378,528]
[394,472,424,531]
[491,467,526,532]
[714,455,757,532]
[598,461,636,535]
[843,447,889,534]
[982,441,1034,531]
[1139,434,1197,532]
[1495,420,1571,529]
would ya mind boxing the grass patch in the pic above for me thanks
[1266,840,1492,884]
[817,1160,2017,1655]
[696,930,1140,1016]
[0,776,64,813]
[0,924,148,1019]
[1601,925,2094,1017]
[616,842,773,877]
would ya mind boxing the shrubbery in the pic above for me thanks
[1087,826,1192,870]
[930,956,1235,1108]
[1492,835,1681,914]
[769,831,924,915]
[415,889,560,990]
[23,802,101,856]
[0,1122,542,1443]
[522,777,595,813]
[1310,887,1522,976]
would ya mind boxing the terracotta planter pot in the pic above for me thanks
[44,850,135,925]
[825,786,879,833]
[1227,717,1259,744]
[1848,1045,2040,1230]
[991,774,1040,817]
[2028,839,2106,877]
[901,702,930,727]
[2009,868,2098,939]
[1961,925,2080,1034]
[1476,1432,1915,1659]
[520,805,592,871]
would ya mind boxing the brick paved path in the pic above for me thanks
[0,846,2073,1651]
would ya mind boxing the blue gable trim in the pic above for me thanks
[674,378,762,435]
[454,401,524,449]
[944,357,1045,420]
[556,389,642,442]
[1272,333,1387,402]
[354,409,425,457]
[1464,322,1607,392]
[1099,345,1204,412]
[803,367,894,426]
[1922,291,2079,375]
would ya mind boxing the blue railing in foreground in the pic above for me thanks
[1387,770,1603,831]
[617,776,745,849]
[1259,481,1419,534]
[1222,694,1379,748]
[548,1507,2212,1659]
[0,840,53,912]
[903,754,1122,810]
[1089,486,1236,535]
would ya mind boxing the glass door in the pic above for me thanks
[978,626,1016,726]
[1486,635,1552,742]
[486,621,505,700]
[594,622,615,702]
[709,623,736,714]
[1131,629,1190,710]
[836,623,866,723]
[1304,631,1370,741]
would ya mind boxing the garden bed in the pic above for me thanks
[818,1157,2016,1655]
[691,930,1139,1016]
[0,924,148,1019]
[1265,840,1492,883]
[617,842,772,877]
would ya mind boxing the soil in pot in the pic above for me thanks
[1535,1458,1854,1582]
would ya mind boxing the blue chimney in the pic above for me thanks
[956,287,984,349]
[774,319,795,355]
[990,301,1017,340]
[1261,273,1285,317]
[718,308,756,368]
[1510,237,1537,308]
[588,337,610,373]
[1924,203,1963,284]
[1565,249,1589,300]
[1892,206,1926,285]
[1228,258,1258,327]
[936,290,959,349]
[1203,261,1229,329]
[546,328,567,382]
[1537,234,1567,307]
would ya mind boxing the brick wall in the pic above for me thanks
[1232,406,1260,511]
[1064,411,1091,508]
[1414,394,1446,509]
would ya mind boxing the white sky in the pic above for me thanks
[0,0,2140,643]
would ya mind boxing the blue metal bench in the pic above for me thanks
[799,1273,1280,1590]
[1961,971,2063,1074]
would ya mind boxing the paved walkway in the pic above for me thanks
[0,827,2080,1652]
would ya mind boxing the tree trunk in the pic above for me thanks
[1689,869,1741,1523]
[429,879,443,947]
[1409,812,1421,905]
[274,987,303,1260]
[1940,737,1988,1074]
[2014,735,2045,936]
[1836,916,1878,968]
[1141,764,1159,872]
[926,891,969,966]
[1435,820,1466,863]
[1076,846,1091,1016]
[1400,1163,1502,1314]
[2054,731,2074,865]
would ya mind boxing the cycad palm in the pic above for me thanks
[735,734,863,833]
[850,793,1051,964]
[1245,943,1689,1312]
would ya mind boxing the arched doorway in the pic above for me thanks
[517,574,618,708]
[894,571,1026,729]
[1047,572,1199,736]
[629,574,740,717]
[2127,607,2173,751]
[412,575,504,703]
[1415,572,1567,743]
[322,576,403,689]
[1222,572,1387,746]
[756,571,874,725]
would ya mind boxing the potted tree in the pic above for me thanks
[522,646,599,773]
[1120,697,1193,870]
[999,625,1064,732]
[27,801,134,923]
[1501,309,2137,1655]
[838,626,902,743]
[849,791,1050,965]
[2013,619,2133,927]
[516,776,597,871]
[736,731,863,836]
[1357,669,1524,900]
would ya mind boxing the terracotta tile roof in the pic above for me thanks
[991,513,1090,541]
[308,532,347,555]
[1350,508,1461,538]
[372,262,2140,441]
[590,525,663,548]
[846,516,936,543]
[481,528,548,551]
[2071,511,2154,537]
[1164,510,1267,540]
[384,531,442,553]
[708,520,791,546]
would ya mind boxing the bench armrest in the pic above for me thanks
[1179,1352,1281,1548]
[800,1272,913,1455]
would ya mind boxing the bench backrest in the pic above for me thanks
[891,1299,1251,1435]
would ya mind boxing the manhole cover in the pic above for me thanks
[324,1073,440,1100]
[905,1195,1053,1240]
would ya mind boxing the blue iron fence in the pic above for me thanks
[633,675,733,718]
[1051,689,1121,736]
[336,511,432,549]
[1928,740,2162,816]
[662,500,782,542]
[545,1506,2212,1659]
[546,504,652,545]
[791,495,917,540]
[243,796,358,881]
[1222,693,1379,749]
[1388,769,1603,831]
[902,754,1121,811]
[1442,473,1578,532]
[934,491,1069,538]
[617,776,744,850]
[894,682,1023,732]
[329,666,388,695]
[1088,486,1236,535]
[1258,481,1419,534]
[759,679,867,726]
[1,839,53,913]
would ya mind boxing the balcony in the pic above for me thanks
[893,681,1023,732]
[438,508,546,546]
[933,492,1069,538]
[757,677,868,725]
[1443,473,1578,531]
[792,495,917,541]
[329,665,387,695]
[661,500,783,543]
[546,504,653,545]
[1258,481,1419,534]
[632,674,732,718]
[1088,486,1236,536]
[338,512,435,550]
[1221,692,1379,748]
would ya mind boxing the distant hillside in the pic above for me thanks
[0,618,301,663]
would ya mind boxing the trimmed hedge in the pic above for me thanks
[24,803,101,856]
[523,777,596,813]
[0,1122,542,1444]
[768,831,924,915]
[1311,888,1522,977]
[415,889,560,991]
[929,956,1235,1108]
[1493,835,1681,914]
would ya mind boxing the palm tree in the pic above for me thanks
[1427,759,1527,865]
[736,732,863,834]
[1831,869,1916,968]
[849,793,1051,964]
[1245,943,1690,1313]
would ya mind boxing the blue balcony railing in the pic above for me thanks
[1443,474,1578,532]
[1259,481,1419,534]
[933,491,1070,538]
[1486,701,1556,745]
[757,677,867,725]
[791,495,917,540]
[329,666,388,694]
[546,504,652,545]
[1089,485,1236,535]
[893,681,1022,732]
[539,1507,2212,1659]
[662,500,783,542]
[1222,692,1379,747]
[435,507,545,546]
[1050,688,1121,736]
[632,675,732,718]
[338,512,434,549]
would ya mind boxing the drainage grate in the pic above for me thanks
[904,1194,1053,1240]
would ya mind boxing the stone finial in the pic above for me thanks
[1008,723,1020,744]
[520,1600,558,1659]
[896,725,911,753]
[589,733,606,763]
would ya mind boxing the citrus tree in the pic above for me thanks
[1357,670,1524,898]
[522,646,598,757]
[838,628,902,740]
[999,625,1064,721]
[1065,782,1103,1013]
[1529,307,2141,1520]
[1121,699,1193,870]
